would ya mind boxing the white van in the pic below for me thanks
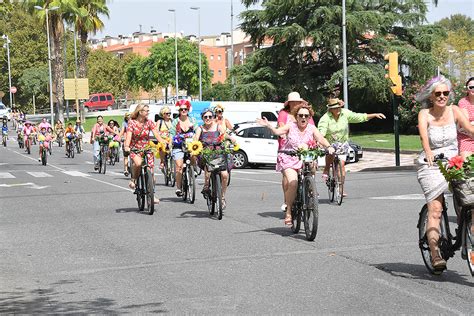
[129,103,179,122]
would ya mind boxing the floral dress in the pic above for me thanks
[128,119,157,168]
[277,122,317,172]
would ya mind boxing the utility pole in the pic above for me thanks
[342,0,348,109]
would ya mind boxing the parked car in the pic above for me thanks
[231,122,363,168]
[0,102,11,120]
[83,93,115,112]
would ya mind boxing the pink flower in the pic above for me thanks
[307,140,317,149]
[448,156,464,170]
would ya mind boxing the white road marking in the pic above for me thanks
[85,161,93,164]
[232,170,263,175]
[62,171,90,177]
[0,182,49,190]
[26,172,53,178]
[0,172,15,179]
[373,278,463,315]
[231,176,280,185]
[370,194,425,200]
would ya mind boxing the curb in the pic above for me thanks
[364,147,419,155]
[359,165,417,172]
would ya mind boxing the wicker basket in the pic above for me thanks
[451,177,474,207]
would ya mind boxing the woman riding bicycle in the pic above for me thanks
[416,75,474,272]
[156,106,173,169]
[318,98,386,196]
[64,122,76,155]
[457,77,474,160]
[195,108,237,209]
[169,99,198,197]
[90,115,116,170]
[258,104,334,227]
[22,121,34,152]
[106,119,120,161]
[277,92,315,212]
[54,120,64,141]
[37,126,51,162]
[123,103,165,192]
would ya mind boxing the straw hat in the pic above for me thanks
[326,98,343,109]
[284,92,304,106]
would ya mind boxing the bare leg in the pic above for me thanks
[283,168,298,225]
[175,159,184,191]
[426,195,445,261]
[130,155,142,189]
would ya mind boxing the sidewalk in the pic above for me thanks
[346,150,418,172]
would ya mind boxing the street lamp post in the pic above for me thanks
[1,35,12,108]
[190,7,202,101]
[168,9,178,102]
[342,0,349,109]
[35,5,59,125]
[230,0,234,86]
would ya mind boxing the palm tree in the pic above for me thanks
[24,0,79,122]
[72,0,109,78]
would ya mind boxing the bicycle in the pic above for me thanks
[180,140,196,204]
[25,134,33,154]
[109,144,117,165]
[96,134,110,174]
[2,130,7,147]
[280,149,324,241]
[325,143,346,205]
[66,136,75,158]
[75,134,83,153]
[39,141,48,166]
[17,131,24,149]
[163,148,176,187]
[56,130,64,147]
[203,151,228,220]
[417,154,474,276]
[127,148,155,215]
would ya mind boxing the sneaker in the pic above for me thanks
[175,189,183,197]
[38,158,41,162]
[94,164,99,171]
[281,203,287,212]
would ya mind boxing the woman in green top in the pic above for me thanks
[318,98,386,195]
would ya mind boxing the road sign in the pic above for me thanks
[64,78,89,100]
[10,86,17,94]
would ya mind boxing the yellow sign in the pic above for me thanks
[64,78,89,100]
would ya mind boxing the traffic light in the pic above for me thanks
[384,52,403,96]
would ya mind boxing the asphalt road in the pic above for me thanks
[0,131,473,314]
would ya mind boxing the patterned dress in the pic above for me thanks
[457,96,474,153]
[277,122,317,172]
[128,119,157,168]
[417,108,458,203]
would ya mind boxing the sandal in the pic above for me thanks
[124,170,129,177]
[222,198,226,210]
[128,180,136,190]
[284,215,293,228]
[431,254,447,271]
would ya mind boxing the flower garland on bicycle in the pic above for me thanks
[318,98,386,196]
[169,99,199,197]
[257,104,334,228]
[194,108,237,209]
[123,103,166,191]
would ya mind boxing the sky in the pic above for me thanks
[95,0,474,39]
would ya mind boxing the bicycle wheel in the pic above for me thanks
[101,147,107,174]
[417,204,449,275]
[187,165,196,204]
[464,210,474,276]
[169,157,176,187]
[291,201,302,233]
[111,148,116,165]
[182,166,188,201]
[26,141,31,154]
[327,164,335,202]
[303,176,319,241]
[136,171,145,212]
[41,148,47,166]
[98,151,103,173]
[334,159,344,205]
[207,173,215,215]
[215,173,223,220]
[76,140,81,153]
[70,143,75,158]
[144,168,155,215]
[2,136,6,147]
[164,158,170,186]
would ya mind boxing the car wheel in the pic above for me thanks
[232,150,248,169]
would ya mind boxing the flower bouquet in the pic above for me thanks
[296,140,325,162]
[437,154,474,207]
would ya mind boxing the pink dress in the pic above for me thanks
[277,110,315,149]
[457,97,474,153]
[276,122,317,172]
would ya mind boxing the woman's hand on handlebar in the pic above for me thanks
[326,146,335,155]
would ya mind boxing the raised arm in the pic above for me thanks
[256,117,290,136]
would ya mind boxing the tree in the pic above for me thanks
[70,0,109,78]
[238,0,439,109]
[87,49,128,99]
[18,66,49,113]
[203,83,233,101]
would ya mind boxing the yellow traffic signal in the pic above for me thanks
[384,51,403,96]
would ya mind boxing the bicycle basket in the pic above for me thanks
[205,154,227,172]
[451,178,474,207]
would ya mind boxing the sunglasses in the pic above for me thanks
[179,108,188,112]
[434,91,450,97]
[203,115,213,119]
[297,114,310,118]
[216,110,223,113]
[163,112,171,115]
[468,86,474,90]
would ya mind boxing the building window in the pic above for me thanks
[210,55,214,60]
[218,70,222,76]
[217,55,221,61]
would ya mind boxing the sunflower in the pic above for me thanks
[233,143,240,152]
[187,140,203,156]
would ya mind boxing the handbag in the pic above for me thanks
[451,177,474,207]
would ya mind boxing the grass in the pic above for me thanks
[350,133,421,151]
[64,115,125,132]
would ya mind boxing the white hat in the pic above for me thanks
[284,92,304,106]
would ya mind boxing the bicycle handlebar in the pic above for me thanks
[423,153,446,162]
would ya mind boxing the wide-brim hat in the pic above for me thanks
[326,98,343,109]
[284,91,304,106]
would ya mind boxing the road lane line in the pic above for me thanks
[0,172,15,179]
[62,171,90,177]
[373,278,463,315]
[370,194,425,200]
[26,172,53,178]
[231,176,280,185]
[7,148,66,172]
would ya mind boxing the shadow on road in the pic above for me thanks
[258,211,284,219]
[372,262,474,286]
[178,210,210,219]
[0,283,167,313]
[115,208,149,215]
